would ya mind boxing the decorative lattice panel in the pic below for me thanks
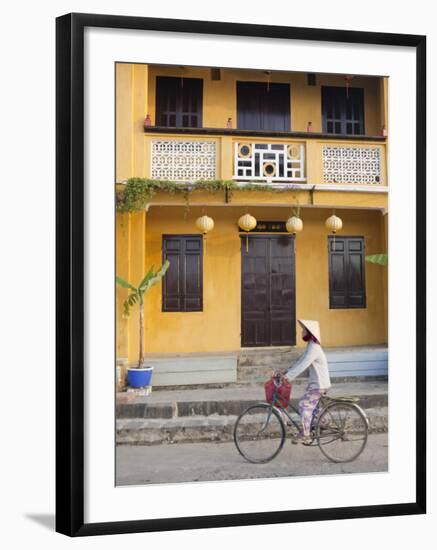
[234,142,305,182]
[323,146,382,185]
[151,140,217,181]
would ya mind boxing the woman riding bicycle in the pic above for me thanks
[284,320,331,444]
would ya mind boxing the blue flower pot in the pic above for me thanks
[127,366,154,388]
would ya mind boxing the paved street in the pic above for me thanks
[116,432,388,486]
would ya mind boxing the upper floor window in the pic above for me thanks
[237,81,290,132]
[322,86,365,135]
[155,77,203,128]
[328,236,366,309]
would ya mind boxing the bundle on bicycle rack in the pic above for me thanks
[264,373,292,408]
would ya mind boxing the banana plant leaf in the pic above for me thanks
[115,276,136,290]
[138,266,155,291]
[365,254,388,266]
[142,261,170,291]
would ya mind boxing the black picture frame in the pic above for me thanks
[56,12,426,537]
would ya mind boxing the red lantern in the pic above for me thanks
[144,114,151,127]
[344,75,354,98]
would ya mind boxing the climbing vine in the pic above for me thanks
[116,177,301,213]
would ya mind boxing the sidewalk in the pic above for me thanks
[116,380,388,445]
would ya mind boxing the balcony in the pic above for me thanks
[144,128,387,189]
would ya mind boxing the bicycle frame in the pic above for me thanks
[270,390,335,435]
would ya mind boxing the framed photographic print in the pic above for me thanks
[56,12,426,536]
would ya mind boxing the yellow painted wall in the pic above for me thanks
[142,206,387,354]
[147,65,384,135]
[115,211,148,362]
[116,63,149,181]
[115,63,388,362]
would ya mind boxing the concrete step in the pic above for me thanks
[116,381,388,444]
[116,381,388,420]
[116,407,388,445]
[117,392,387,420]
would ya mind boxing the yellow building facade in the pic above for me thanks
[115,63,388,385]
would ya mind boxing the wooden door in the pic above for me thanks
[236,82,290,132]
[241,235,296,347]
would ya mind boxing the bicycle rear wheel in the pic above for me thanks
[234,403,286,464]
[316,402,368,463]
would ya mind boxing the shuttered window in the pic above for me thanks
[162,235,203,312]
[322,86,365,135]
[328,236,366,309]
[155,77,203,128]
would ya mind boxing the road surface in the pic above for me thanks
[116,432,388,486]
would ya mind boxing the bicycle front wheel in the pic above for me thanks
[316,402,368,463]
[234,403,286,464]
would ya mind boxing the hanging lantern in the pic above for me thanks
[344,75,354,99]
[238,213,257,252]
[238,213,257,232]
[264,70,271,93]
[325,214,343,234]
[286,216,303,235]
[196,215,214,253]
[196,215,214,234]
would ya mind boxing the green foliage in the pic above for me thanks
[365,254,388,266]
[116,261,170,318]
[117,261,170,367]
[116,177,300,213]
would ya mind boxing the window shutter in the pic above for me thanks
[182,237,203,311]
[162,237,183,311]
[322,86,365,135]
[346,238,366,308]
[329,236,366,309]
[329,237,348,308]
[162,235,203,312]
[156,77,203,128]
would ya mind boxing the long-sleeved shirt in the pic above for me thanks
[285,340,331,390]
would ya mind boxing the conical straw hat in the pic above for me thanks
[298,320,321,344]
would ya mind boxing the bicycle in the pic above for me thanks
[233,375,369,464]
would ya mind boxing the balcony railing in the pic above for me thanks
[151,139,217,181]
[322,145,382,185]
[233,142,305,182]
[145,131,387,187]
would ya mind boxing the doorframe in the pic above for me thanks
[240,233,296,347]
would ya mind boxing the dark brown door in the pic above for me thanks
[241,235,296,347]
[237,81,290,132]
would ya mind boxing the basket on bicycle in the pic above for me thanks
[264,373,292,408]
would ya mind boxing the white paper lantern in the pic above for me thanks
[238,213,257,252]
[238,213,257,232]
[325,214,343,234]
[195,215,214,234]
[286,216,303,234]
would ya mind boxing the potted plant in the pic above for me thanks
[116,261,170,388]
